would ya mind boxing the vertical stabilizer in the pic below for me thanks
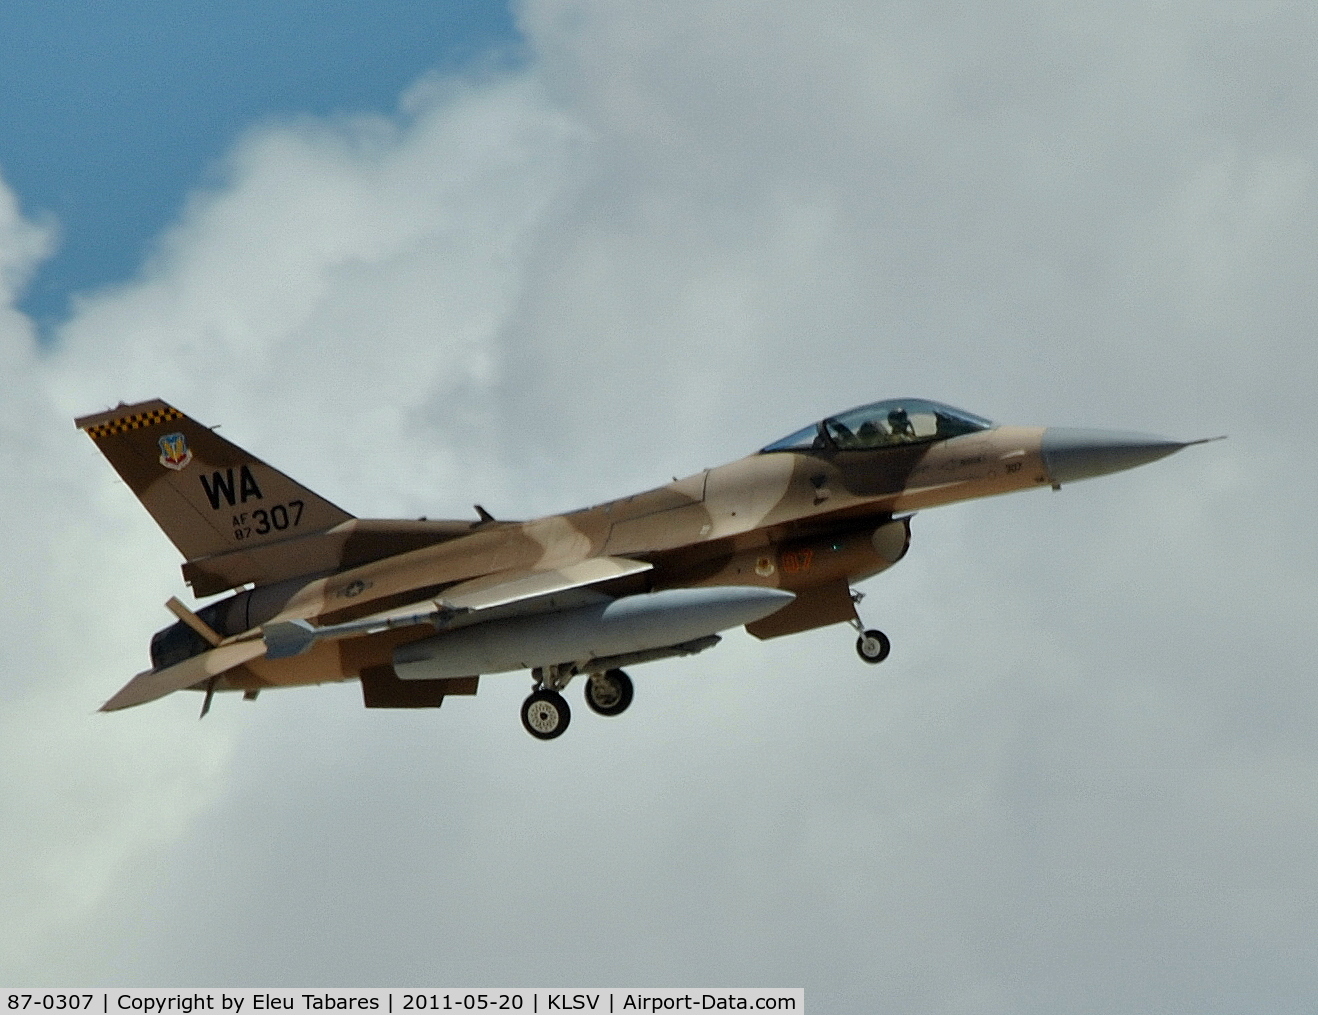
[77,399,354,564]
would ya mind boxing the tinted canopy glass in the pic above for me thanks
[761,399,993,453]
[760,422,829,452]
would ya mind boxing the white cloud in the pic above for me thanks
[0,178,230,973]
[0,3,1315,1010]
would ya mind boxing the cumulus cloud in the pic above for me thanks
[1,75,582,978]
[0,175,230,974]
[1,3,1315,1011]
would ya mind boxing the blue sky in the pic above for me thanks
[0,1,518,329]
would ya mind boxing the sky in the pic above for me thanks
[0,1,519,330]
[2,2,1317,1011]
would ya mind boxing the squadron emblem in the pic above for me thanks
[157,432,193,471]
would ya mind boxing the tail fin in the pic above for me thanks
[77,399,354,566]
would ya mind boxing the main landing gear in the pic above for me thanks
[521,687,571,740]
[521,665,635,739]
[849,590,891,664]
[584,668,634,717]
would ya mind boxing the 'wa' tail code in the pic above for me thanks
[76,399,354,588]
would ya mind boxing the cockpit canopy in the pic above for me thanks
[761,399,994,453]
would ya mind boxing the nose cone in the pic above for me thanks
[1042,427,1189,485]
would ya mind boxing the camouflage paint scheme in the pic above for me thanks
[75,398,1202,723]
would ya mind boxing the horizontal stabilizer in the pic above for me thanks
[100,638,266,712]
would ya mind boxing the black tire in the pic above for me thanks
[856,629,891,664]
[584,668,634,717]
[521,689,572,740]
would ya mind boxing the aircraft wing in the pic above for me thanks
[440,555,654,612]
[100,637,267,712]
[263,556,654,657]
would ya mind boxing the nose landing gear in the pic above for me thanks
[854,627,891,663]
[849,590,891,664]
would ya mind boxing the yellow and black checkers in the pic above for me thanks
[81,403,182,441]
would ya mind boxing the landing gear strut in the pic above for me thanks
[584,668,634,717]
[849,590,891,664]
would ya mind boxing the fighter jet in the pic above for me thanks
[77,398,1217,739]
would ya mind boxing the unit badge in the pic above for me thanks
[158,432,193,471]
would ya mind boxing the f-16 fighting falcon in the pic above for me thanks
[77,398,1218,739]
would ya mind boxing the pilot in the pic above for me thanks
[856,419,883,447]
[887,407,915,440]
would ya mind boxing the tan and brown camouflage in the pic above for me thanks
[77,397,1208,726]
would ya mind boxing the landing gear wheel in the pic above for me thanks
[856,629,891,664]
[584,668,634,717]
[521,689,572,740]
